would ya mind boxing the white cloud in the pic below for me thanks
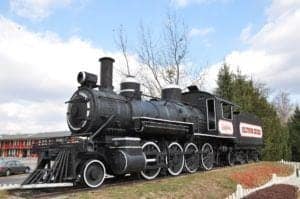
[171,0,206,7]
[1,14,202,134]
[171,0,231,8]
[9,0,72,20]
[2,0,300,133]
[0,101,66,134]
[203,0,300,104]
[239,24,252,43]
[0,15,140,134]
[266,0,300,21]
[189,27,215,37]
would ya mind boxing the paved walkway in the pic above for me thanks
[0,174,28,185]
[281,175,300,187]
[280,162,300,188]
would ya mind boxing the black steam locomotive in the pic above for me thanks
[22,57,263,188]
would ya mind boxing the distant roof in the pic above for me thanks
[0,131,71,140]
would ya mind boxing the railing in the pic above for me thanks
[0,157,38,161]
[35,136,81,147]
[1,144,34,149]
[226,160,300,199]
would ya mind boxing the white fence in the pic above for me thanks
[226,160,300,199]
[0,184,21,190]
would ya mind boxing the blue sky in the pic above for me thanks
[0,0,299,134]
[0,0,269,65]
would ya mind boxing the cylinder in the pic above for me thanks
[110,149,146,174]
[109,137,145,174]
[99,57,115,91]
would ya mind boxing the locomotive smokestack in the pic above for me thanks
[99,57,115,91]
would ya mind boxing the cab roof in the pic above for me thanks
[183,85,239,107]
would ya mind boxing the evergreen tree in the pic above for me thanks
[215,63,234,101]
[288,106,300,161]
[215,64,291,160]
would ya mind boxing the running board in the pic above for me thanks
[21,183,74,189]
[0,183,73,190]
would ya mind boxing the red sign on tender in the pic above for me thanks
[239,122,263,138]
[218,120,233,135]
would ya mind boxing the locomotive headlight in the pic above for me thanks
[77,71,98,88]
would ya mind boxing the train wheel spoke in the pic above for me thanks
[83,159,106,188]
[245,151,249,163]
[184,143,199,173]
[141,142,161,180]
[167,142,184,176]
[227,150,235,166]
[253,151,259,162]
[200,143,214,171]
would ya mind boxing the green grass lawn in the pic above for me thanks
[0,190,8,199]
[1,162,293,199]
[59,162,293,199]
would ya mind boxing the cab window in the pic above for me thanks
[206,99,216,130]
[222,103,232,120]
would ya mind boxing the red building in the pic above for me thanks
[0,131,70,157]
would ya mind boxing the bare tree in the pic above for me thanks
[114,25,131,76]
[137,23,163,95]
[161,12,188,85]
[137,12,193,96]
[114,12,205,97]
[273,91,294,124]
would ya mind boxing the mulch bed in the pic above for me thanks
[230,163,292,188]
[244,184,299,199]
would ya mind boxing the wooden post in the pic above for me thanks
[236,184,243,199]
[271,173,277,184]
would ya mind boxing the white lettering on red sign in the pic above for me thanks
[239,122,263,138]
[218,120,233,135]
